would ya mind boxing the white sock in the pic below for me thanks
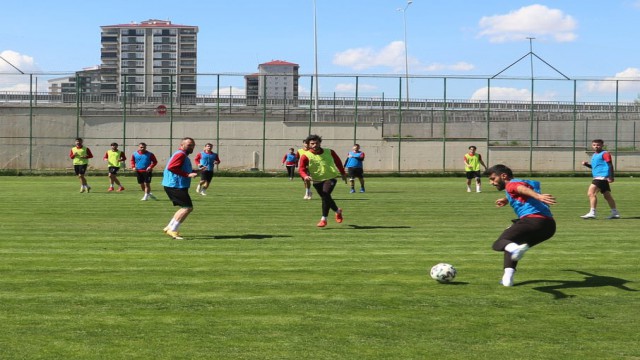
[321,216,327,221]
[502,268,515,287]
[504,242,519,253]
[168,219,181,231]
[611,208,619,214]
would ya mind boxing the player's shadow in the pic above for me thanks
[347,224,412,230]
[192,234,292,240]
[517,270,638,300]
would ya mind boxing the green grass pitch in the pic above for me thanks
[0,175,638,359]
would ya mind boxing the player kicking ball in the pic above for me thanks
[485,164,557,287]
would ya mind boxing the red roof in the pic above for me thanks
[260,60,299,66]
[102,19,197,29]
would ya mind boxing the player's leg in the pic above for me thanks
[602,191,620,218]
[581,183,599,218]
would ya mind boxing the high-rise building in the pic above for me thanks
[245,60,299,100]
[100,19,198,99]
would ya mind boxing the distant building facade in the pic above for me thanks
[100,19,198,99]
[48,66,102,97]
[245,60,299,100]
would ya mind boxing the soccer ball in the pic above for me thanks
[430,263,457,283]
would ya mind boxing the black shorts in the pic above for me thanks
[200,170,214,182]
[498,216,556,248]
[164,186,193,208]
[136,171,153,184]
[466,171,481,180]
[347,167,364,179]
[74,164,87,175]
[108,166,120,175]
[592,179,611,193]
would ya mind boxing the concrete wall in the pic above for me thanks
[2,106,640,173]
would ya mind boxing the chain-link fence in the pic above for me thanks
[2,73,640,173]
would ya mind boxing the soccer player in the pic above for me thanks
[464,145,487,193]
[103,142,126,192]
[345,143,365,193]
[282,147,298,180]
[130,142,159,201]
[298,134,347,227]
[580,139,620,219]
[194,143,221,196]
[162,137,199,240]
[69,137,93,193]
[297,139,313,200]
[486,164,557,287]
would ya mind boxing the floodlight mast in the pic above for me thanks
[398,0,412,104]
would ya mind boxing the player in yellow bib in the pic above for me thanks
[298,134,347,227]
[103,142,127,192]
[464,145,487,193]
[297,139,313,199]
[69,138,94,193]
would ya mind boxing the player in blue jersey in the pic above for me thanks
[194,143,220,196]
[486,164,557,287]
[580,139,620,219]
[345,143,365,193]
[130,142,159,201]
[162,137,199,240]
[282,148,298,180]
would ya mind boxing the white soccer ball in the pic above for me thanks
[430,263,457,283]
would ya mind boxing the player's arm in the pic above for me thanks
[581,161,592,168]
[119,152,126,162]
[150,154,158,170]
[330,150,348,183]
[298,154,311,180]
[85,149,93,159]
[69,149,76,159]
[478,154,487,169]
[516,185,556,205]
[604,153,615,181]
[103,152,109,162]
[214,155,221,165]
[130,155,136,169]
[166,152,191,177]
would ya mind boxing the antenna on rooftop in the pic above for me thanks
[0,54,25,74]
[492,37,569,80]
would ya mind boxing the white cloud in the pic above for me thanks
[422,62,475,72]
[585,68,640,93]
[470,86,558,101]
[334,83,378,93]
[0,50,39,91]
[478,5,577,43]
[333,41,475,73]
[333,41,407,71]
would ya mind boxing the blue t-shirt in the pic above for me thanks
[162,150,192,189]
[591,151,611,178]
[505,179,553,218]
[199,151,219,172]
[345,151,364,168]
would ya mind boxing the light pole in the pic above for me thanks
[398,0,412,105]
[313,0,319,122]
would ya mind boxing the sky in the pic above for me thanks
[2,0,640,101]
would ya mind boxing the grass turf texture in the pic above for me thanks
[0,176,638,359]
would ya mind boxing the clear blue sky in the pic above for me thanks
[2,0,640,101]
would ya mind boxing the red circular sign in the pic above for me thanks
[156,105,167,115]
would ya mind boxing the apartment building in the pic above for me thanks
[245,60,299,100]
[100,19,198,99]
